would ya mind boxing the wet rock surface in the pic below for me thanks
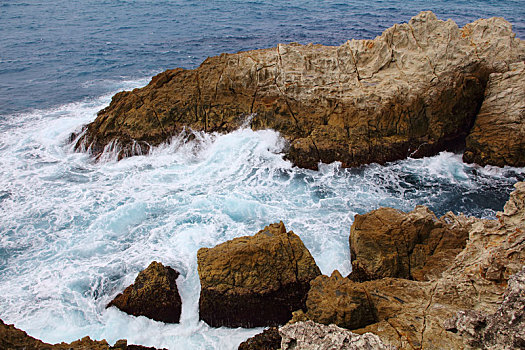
[75,12,524,169]
[464,61,525,167]
[197,222,321,327]
[107,261,182,323]
[279,320,395,350]
[349,206,470,282]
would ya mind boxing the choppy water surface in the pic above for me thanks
[0,88,523,348]
[1,1,525,349]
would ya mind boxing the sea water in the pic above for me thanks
[1,1,524,349]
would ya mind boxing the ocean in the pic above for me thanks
[0,1,524,349]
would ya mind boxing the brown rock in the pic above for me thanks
[305,270,376,330]
[347,182,525,349]
[464,61,525,167]
[107,261,182,323]
[75,12,524,169]
[238,327,281,350]
[0,318,165,350]
[349,206,469,282]
[197,222,321,327]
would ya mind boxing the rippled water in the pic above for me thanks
[1,1,524,349]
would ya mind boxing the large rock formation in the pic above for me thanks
[107,261,182,323]
[349,206,470,281]
[298,182,524,349]
[75,12,524,169]
[463,61,525,167]
[197,222,321,327]
[0,318,163,350]
[279,320,395,350]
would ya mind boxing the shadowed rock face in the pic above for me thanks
[238,327,281,350]
[197,222,321,327]
[464,61,525,167]
[349,206,470,282]
[75,11,524,169]
[107,261,182,323]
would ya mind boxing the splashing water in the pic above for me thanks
[0,80,523,349]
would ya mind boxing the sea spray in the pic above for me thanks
[0,90,523,349]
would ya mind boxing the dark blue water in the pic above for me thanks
[1,0,524,115]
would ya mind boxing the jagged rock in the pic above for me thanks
[197,222,321,327]
[107,261,182,323]
[279,320,396,350]
[347,182,525,349]
[238,327,281,350]
[0,318,164,350]
[305,270,376,329]
[349,206,470,282]
[75,12,524,169]
[444,266,525,348]
[464,61,525,167]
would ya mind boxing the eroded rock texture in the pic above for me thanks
[75,12,525,169]
[107,261,182,323]
[464,61,525,167]
[444,267,525,349]
[197,222,321,327]
[349,206,470,282]
[279,320,395,350]
[237,327,281,350]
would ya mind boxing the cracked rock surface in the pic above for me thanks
[197,222,321,327]
[464,61,525,167]
[75,11,524,169]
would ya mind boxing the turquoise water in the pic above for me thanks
[1,1,524,349]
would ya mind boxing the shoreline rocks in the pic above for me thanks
[0,318,163,350]
[107,261,182,324]
[197,222,321,327]
[74,11,524,169]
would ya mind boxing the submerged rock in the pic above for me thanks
[75,12,524,169]
[197,222,321,327]
[279,320,395,350]
[349,206,470,282]
[464,61,525,167]
[107,261,182,323]
[0,318,164,350]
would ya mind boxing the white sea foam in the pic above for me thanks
[0,86,523,349]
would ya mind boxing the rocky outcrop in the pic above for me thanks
[280,320,395,350]
[463,61,525,167]
[295,182,524,349]
[305,270,376,330]
[238,327,281,350]
[107,261,182,323]
[197,222,321,327]
[75,12,524,169]
[0,318,163,350]
[348,182,525,349]
[444,266,525,348]
[349,206,470,282]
